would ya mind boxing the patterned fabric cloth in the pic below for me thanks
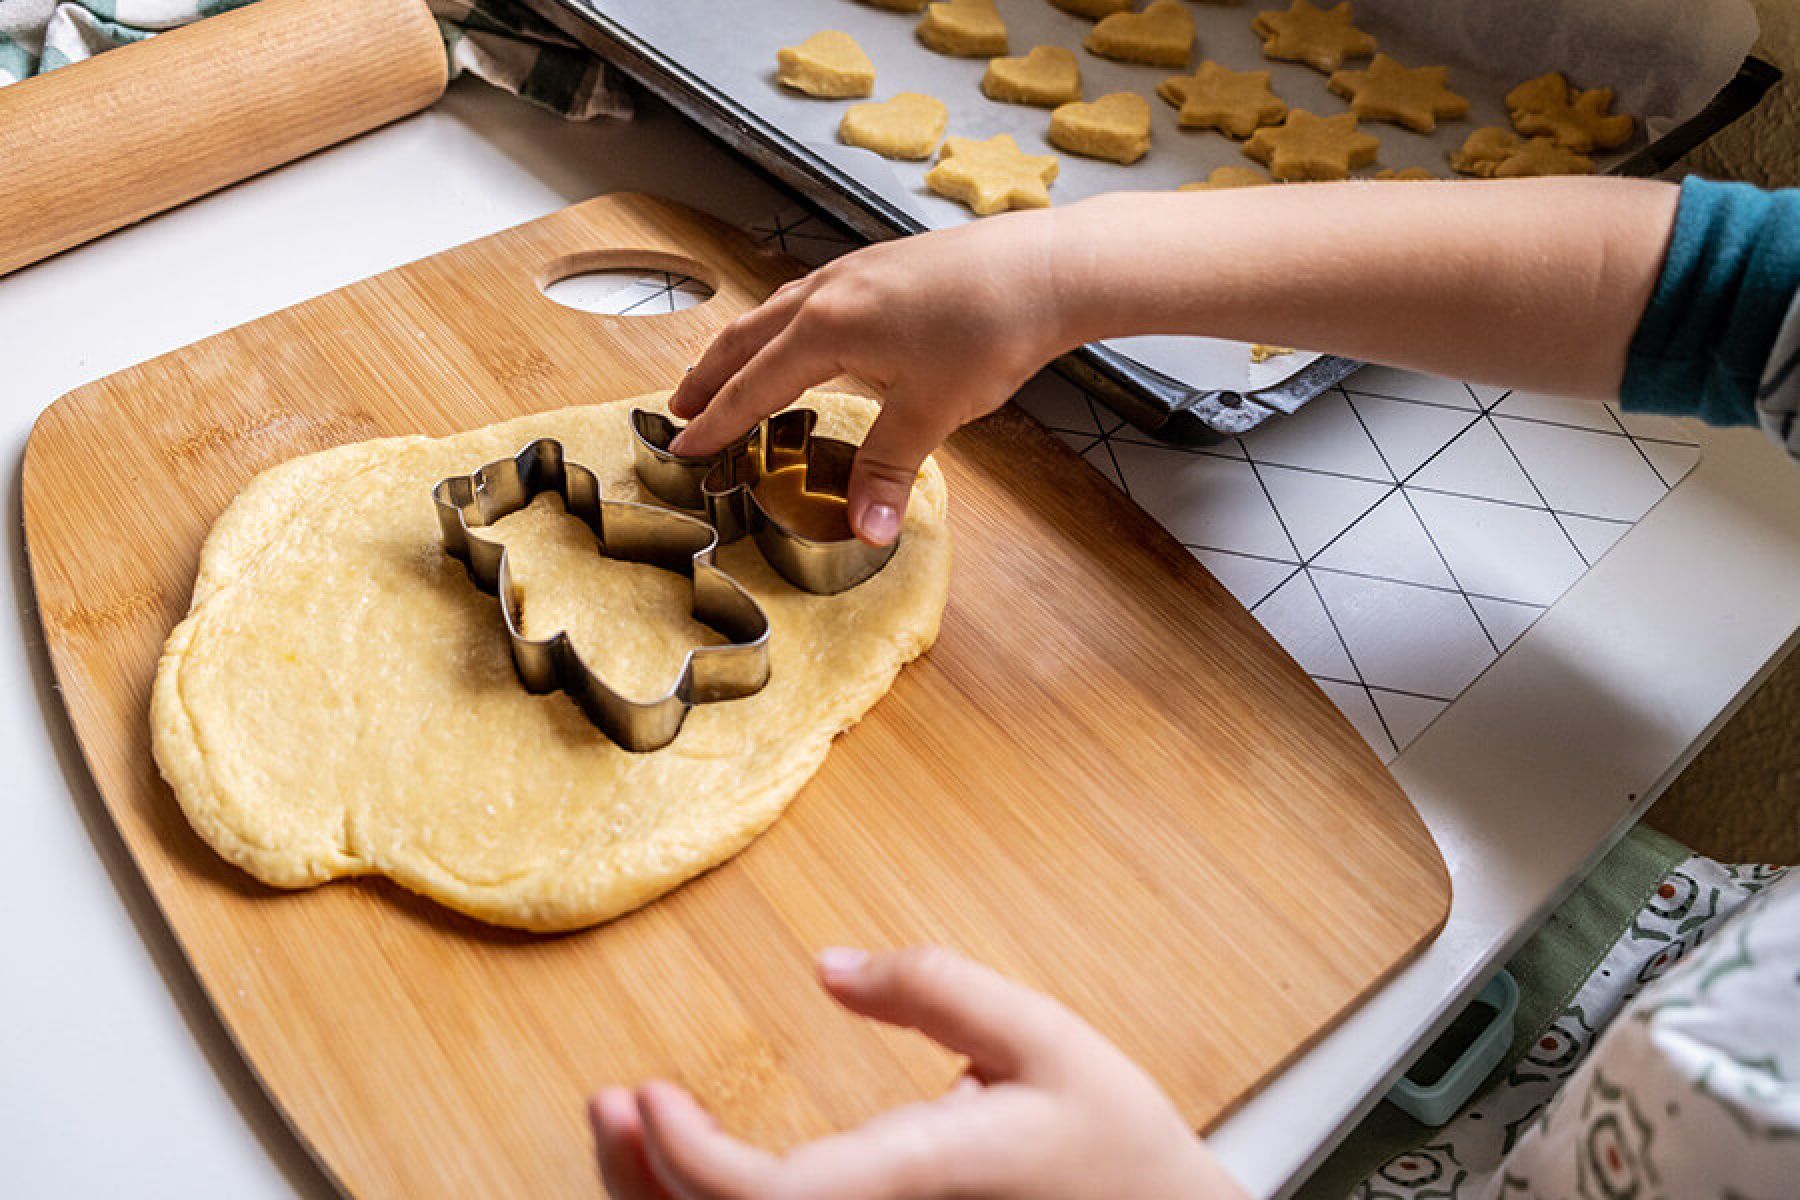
[0,0,629,120]
[1350,859,1794,1199]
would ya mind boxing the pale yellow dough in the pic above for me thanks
[151,391,953,932]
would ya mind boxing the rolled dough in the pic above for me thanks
[151,391,952,932]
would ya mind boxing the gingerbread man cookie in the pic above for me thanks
[1449,126,1593,177]
[1242,110,1379,180]
[1084,0,1196,69]
[1049,92,1152,164]
[918,0,1009,57]
[1327,54,1468,133]
[1504,72,1633,153]
[925,134,1060,215]
[1252,0,1375,74]
[1158,62,1287,138]
[1180,165,1275,190]
[839,93,950,160]
[776,31,876,99]
[983,45,1083,106]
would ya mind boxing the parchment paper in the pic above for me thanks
[583,0,1758,397]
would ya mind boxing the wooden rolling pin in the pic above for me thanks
[0,0,447,278]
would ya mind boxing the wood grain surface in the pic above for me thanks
[0,0,446,278]
[22,193,1449,1198]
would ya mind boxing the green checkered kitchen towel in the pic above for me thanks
[0,0,629,120]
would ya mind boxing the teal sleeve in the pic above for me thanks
[1621,177,1800,427]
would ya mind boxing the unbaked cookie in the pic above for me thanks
[983,45,1083,106]
[1084,0,1195,69]
[1158,61,1287,138]
[1327,54,1467,133]
[1050,0,1134,17]
[1504,72,1633,153]
[776,31,876,98]
[1449,126,1593,177]
[1373,166,1436,181]
[1180,165,1275,190]
[1049,92,1152,164]
[926,134,1059,215]
[1243,109,1378,180]
[840,92,950,160]
[1252,0,1375,73]
[918,0,1008,57]
[1250,343,1295,362]
[858,0,929,10]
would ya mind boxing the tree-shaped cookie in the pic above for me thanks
[918,0,1009,57]
[839,93,950,160]
[1450,126,1593,178]
[1327,54,1468,133]
[925,134,1059,215]
[1084,0,1195,69]
[983,45,1083,107]
[1242,110,1379,181]
[1504,72,1634,153]
[776,32,876,99]
[1158,61,1287,138]
[1252,0,1375,73]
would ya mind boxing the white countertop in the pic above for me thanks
[2,81,1796,1199]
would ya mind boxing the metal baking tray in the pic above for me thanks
[527,0,1778,444]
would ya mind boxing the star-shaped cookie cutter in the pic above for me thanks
[630,408,899,596]
[433,439,771,753]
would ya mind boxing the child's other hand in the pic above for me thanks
[666,214,1070,546]
[589,945,1245,1200]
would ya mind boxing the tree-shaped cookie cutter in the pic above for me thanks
[433,439,771,753]
[630,408,898,595]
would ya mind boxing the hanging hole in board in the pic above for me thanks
[540,267,716,317]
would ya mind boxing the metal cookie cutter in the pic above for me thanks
[630,408,898,596]
[433,439,771,753]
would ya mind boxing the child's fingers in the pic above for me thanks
[841,396,952,546]
[635,1081,778,1200]
[589,1087,668,1200]
[670,324,839,458]
[816,945,1086,1084]
[670,283,809,420]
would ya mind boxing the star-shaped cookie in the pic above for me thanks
[1049,92,1152,164]
[1242,110,1379,181]
[1449,126,1593,177]
[983,45,1083,107]
[918,0,1009,57]
[1252,0,1376,73]
[1504,72,1633,153]
[1084,0,1195,69]
[925,134,1060,215]
[1158,61,1287,138]
[1327,54,1468,133]
[1180,165,1275,191]
[775,31,876,99]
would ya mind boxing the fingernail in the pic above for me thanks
[818,946,870,981]
[858,504,901,546]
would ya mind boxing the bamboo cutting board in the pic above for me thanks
[23,194,1448,1197]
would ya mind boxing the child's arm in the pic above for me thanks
[590,945,1247,1200]
[668,177,1684,544]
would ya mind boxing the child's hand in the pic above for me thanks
[589,945,1245,1200]
[667,214,1070,546]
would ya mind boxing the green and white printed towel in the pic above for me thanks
[0,0,629,120]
